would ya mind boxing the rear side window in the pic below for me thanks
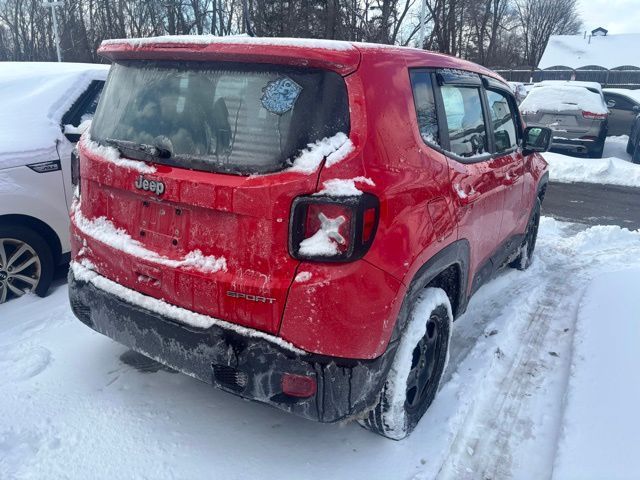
[607,94,634,111]
[409,71,439,146]
[440,85,488,158]
[90,61,350,175]
[486,89,518,153]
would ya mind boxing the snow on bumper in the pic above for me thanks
[68,264,396,423]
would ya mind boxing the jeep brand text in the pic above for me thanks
[135,176,165,196]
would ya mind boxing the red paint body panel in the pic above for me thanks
[72,39,547,360]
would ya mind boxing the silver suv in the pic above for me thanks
[520,81,609,158]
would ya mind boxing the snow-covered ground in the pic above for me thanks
[2,217,639,479]
[543,136,640,187]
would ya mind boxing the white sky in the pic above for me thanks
[578,0,640,35]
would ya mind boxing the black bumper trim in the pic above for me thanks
[68,269,397,423]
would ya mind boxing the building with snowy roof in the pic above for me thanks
[495,28,640,88]
[535,28,640,87]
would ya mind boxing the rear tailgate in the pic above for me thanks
[526,109,595,139]
[73,141,319,335]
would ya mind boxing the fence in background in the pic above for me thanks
[492,66,640,88]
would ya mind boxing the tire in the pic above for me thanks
[510,198,541,271]
[0,225,54,303]
[358,287,452,440]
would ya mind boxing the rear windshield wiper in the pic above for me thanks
[104,138,172,162]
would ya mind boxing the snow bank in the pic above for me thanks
[80,134,156,174]
[543,150,640,187]
[552,269,640,480]
[315,176,374,196]
[520,85,607,115]
[71,260,303,354]
[287,132,353,173]
[0,62,109,168]
[73,207,226,273]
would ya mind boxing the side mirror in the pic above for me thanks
[633,105,640,113]
[522,126,552,154]
[607,99,616,108]
[495,130,512,152]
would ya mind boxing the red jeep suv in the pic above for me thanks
[68,36,550,440]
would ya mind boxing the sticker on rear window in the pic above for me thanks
[261,77,302,115]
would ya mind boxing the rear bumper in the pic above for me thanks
[68,267,396,423]
[551,137,598,154]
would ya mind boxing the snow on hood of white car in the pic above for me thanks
[0,62,109,169]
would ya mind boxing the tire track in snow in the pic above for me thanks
[435,263,583,480]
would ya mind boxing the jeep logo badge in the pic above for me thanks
[135,176,165,196]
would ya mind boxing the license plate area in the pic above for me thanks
[139,200,190,250]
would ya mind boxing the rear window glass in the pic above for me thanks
[409,70,440,146]
[90,61,350,174]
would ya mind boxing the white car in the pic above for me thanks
[0,62,109,303]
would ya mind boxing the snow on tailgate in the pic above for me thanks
[72,205,226,273]
[72,260,303,354]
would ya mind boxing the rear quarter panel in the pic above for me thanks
[284,51,459,358]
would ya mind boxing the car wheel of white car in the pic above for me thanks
[0,225,54,304]
[358,287,452,440]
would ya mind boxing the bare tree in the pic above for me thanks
[0,0,581,67]
[515,0,581,66]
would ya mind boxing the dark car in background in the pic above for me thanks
[603,89,640,137]
[520,81,609,158]
[627,113,640,163]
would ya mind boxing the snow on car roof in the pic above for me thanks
[0,62,109,167]
[604,88,640,105]
[520,85,608,115]
[539,33,640,70]
[101,34,357,51]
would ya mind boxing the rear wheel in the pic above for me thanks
[0,225,54,304]
[358,288,452,440]
[510,198,541,271]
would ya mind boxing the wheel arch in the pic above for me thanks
[0,214,63,265]
[537,171,549,203]
[390,239,470,345]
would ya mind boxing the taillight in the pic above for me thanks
[289,194,379,262]
[71,146,80,187]
[281,373,317,398]
[582,111,607,120]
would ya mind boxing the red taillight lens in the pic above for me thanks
[582,111,607,120]
[362,207,377,243]
[281,373,317,398]
[304,203,352,255]
[290,194,379,262]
